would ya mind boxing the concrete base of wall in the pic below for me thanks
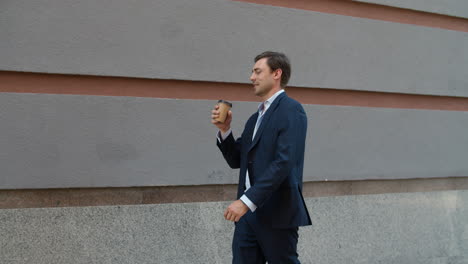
[1,190,467,263]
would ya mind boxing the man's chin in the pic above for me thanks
[253,86,262,93]
[253,88,260,96]
[254,91,263,97]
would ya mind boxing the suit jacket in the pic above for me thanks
[217,92,312,228]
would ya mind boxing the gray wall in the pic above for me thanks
[1,190,467,263]
[356,0,468,19]
[1,0,467,97]
[1,93,467,189]
[1,1,467,262]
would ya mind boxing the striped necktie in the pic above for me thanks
[252,102,265,140]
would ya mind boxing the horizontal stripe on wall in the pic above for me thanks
[2,93,468,189]
[355,0,468,19]
[1,71,468,111]
[1,177,467,209]
[235,0,468,32]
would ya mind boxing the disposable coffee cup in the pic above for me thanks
[216,100,232,123]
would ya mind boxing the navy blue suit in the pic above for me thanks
[217,92,311,263]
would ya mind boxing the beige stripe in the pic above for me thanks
[234,0,468,32]
[1,178,467,209]
[1,71,468,111]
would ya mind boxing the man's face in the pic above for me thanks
[250,58,276,98]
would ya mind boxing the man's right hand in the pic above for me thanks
[211,104,232,134]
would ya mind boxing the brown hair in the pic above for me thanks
[254,51,291,88]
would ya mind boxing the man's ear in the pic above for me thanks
[273,69,282,81]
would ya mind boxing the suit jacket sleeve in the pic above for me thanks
[244,104,307,208]
[216,132,242,169]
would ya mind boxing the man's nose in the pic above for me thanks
[250,73,255,82]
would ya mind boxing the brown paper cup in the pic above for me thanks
[216,100,232,123]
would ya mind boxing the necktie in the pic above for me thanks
[252,103,265,140]
[246,102,265,190]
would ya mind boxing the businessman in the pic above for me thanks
[211,51,311,263]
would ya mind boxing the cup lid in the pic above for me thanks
[218,100,232,107]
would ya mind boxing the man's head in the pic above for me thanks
[250,51,291,99]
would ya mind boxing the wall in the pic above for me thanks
[2,191,468,263]
[1,92,467,188]
[1,0,467,263]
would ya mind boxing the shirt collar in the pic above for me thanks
[258,89,285,113]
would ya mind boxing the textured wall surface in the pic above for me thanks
[356,0,468,19]
[2,93,468,189]
[1,0,467,97]
[1,0,467,261]
[1,190,467,264]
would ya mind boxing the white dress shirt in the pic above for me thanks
[217,89,285,212]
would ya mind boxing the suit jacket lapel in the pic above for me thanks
[244,113,257,147]
[248,92,286,153]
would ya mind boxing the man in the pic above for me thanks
[211,51,312,263]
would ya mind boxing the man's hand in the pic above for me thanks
[224,200,249,222]
[211,104,232,134]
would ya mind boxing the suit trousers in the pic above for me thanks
[232,210,300,264]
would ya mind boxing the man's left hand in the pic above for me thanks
[224,200,249,222]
